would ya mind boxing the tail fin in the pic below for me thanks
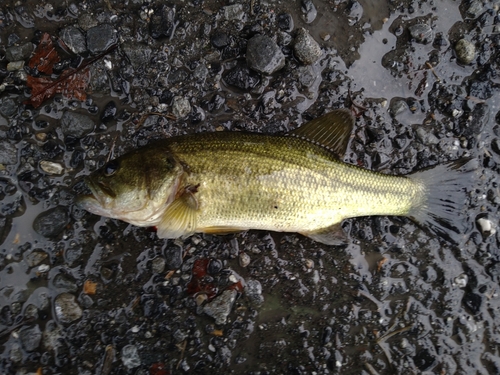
[408,159,476,244]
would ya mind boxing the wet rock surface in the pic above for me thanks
[0,0,499,374]
[32,206,70,237]
[246,35,285,74]
[60,110,95,138]
[294,27,322,65]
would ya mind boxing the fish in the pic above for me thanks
[76,109,474,245]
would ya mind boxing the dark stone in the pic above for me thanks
[207,93,225,112]
[69,149,84,168]
[122,42,152,70]
[211,32,231,48]
[86,24,117,54]
[277,13,294,32]
[19,325,42,352]
[487,262,500,279]
[469,80,494,100]
[42,141,64,159]
[223,64,260,90]
[101,101,117,123]
[413,348,435,371]
[60,111,95,138]
[168,69,189,85]
[164,245,183,269]
[0,97,18,117]
[5,43,33,61]
[1,193,24,217]
[59,26,87,54]
[0,140,17,165]
[150,6,176,39]
[246,35,285,74]
[321,326,333,345]
[33,206,70,238]
[301,0,317,23]
[207,259,223,275]
[462,292,482,315]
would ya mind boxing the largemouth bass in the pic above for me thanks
[76,109,473,245]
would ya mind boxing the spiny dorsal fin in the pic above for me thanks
[157,187,199,239]
[288,109,354,158]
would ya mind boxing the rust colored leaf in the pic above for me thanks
[25,35,117,108]
[26,67,90,108]
[28,33,60,75]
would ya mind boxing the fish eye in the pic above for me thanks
[104,160,120,176]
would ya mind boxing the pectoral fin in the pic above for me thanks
[301,223,347,245]
[157,188,199,239]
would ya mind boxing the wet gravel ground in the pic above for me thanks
[1,0,500,374]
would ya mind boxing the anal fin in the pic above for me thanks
[301,223,347,245]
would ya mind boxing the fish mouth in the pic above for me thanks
[75,177,115,216]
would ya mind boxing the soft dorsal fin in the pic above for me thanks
[288,109,354,157]
[157,186,199,239]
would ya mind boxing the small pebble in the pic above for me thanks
[0,140,18,164]
[40,160,64,175]
[54,293,83,324]
[223,4,244,21]
[294,28,322,65]
[7,61,25,71]
[152,256,166,274]
[454,274,468,288]
[455,39,475,64]
[19,325,42,352]
[239,252,251,267]
[172,96,191,119]
[121,345,141,369]
[25,250,48,267]
[203,289,237,325]
[245,279,264,307]
[477,217,496,236]
[301,0,317,23]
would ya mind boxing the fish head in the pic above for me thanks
[76,145,184,226]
